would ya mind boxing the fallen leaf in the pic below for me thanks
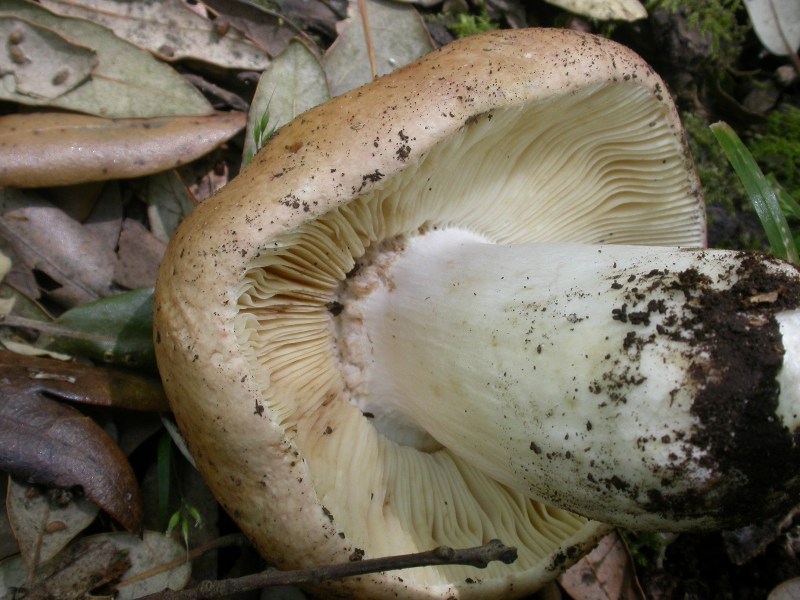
[0,111,246,188]
[0,0,213,117]
[202,0,314,57]
[114,219,167,289]
[244,39,330,163]
[0,477,20,561]
[560,531,646,600]
[40,0,269,70]
[0,16,96,99]
[545,0,647,21]
[6,476,99,571]
[323,0,433,97]
[743,0,800,56]
[109,531,192,598]
[0,350,169,411]
[25,287,157,371]
[145,171,197,243]
[0,383,144,533]
[0,188,115,306]
[0,535,131,599]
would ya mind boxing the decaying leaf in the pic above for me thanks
[0,188,115,307]
[244,39,330,162]
[0,111,246,188]
[0,379,144,533]
[743,0,800,56]
[109,531,192,599]
[0,535,131,599]
[545,0,647,21]
[0,16,96,99]
[40,0,270,70]
[0,350,169,411]
[6,476,99,570]
[0,0,212,118]
[323,0,433,97]
[559,531,646,600]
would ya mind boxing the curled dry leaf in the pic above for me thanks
[0,111,246,188]
[0,16,97,99]
[40,0,270,70]
[0,350,169,412]
[0,370,144,532]
[6,476,99,571]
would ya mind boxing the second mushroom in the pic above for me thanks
[155,28,800,599]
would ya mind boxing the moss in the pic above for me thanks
[749,106,800,202]
[646,0,747,65]
[447,8,498,38]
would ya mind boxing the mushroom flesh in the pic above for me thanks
[154,28,800,599]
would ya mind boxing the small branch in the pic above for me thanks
[358,0,378,80]
[139,539,517,600]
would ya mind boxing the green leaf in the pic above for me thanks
[710,121,799,264]
[43,288,156,370]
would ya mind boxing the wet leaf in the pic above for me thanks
[0,383,144,533]
[546,0,647,21]
[0,535,131,599]
[0,188,115,306]
[323,0,433,97]
[6,476,99,570]
[560,531,646,600]
[40,0,269,69]
[37,288,156,371]
[244,39,330,163]
[0,350,169,411]
[0,0,212,118]
[0,16,96,99]
[0,111,246,188]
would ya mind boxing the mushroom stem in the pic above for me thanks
[337,230,800,530]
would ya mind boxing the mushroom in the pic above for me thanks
[154,28,800,598]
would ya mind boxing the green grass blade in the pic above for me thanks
[710,121,799,264]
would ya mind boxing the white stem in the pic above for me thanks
[337,230,800,530]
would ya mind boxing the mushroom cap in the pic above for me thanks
[154,28,703,598]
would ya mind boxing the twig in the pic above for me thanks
[358,0,378,80]
[139,539,517,600]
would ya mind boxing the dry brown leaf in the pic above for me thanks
[0,350,169,412]
[0,360,145,532]
[0,111,246,188]
[114,219,166,290]
[0,16,97,99]
[0,188,116,307]
[560,531,646,600]
[6,476,99,571]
